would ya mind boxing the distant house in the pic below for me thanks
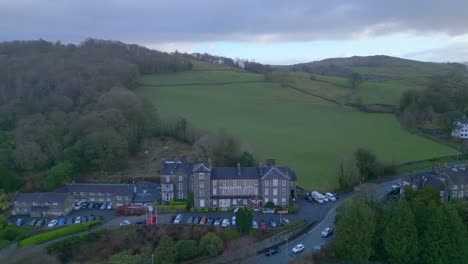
[402,173,448,202]
[56,183,135,207]
[451,119,468,139]
[444,166,467,200]
[13,192,74,217]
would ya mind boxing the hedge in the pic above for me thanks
[169,200,188,206]
[19,220,101,246]
[158,204,187,211]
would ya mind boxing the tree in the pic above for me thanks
[337,157,359,190]
[354,148,378,181]
[238,152,255,167]
[0,165,23,192]
[420,204,467,264]
[43,160,74,191]
[349,72,363,89]
[335,199,376,263]
[236,207,253,233]
[199,232,224,257]
[264,201,275,209]
[193,129,242,166]
[155,235,175,264]
[175,240,200,261]
[383,201,419,264]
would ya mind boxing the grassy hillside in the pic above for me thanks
[290,55,465,81]
[139,70,458,190]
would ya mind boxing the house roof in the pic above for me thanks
[211,165,296,181]
[15,192,70,203]
[457,118,468,125]
[445,168,467,186]
[57,183,134,197]
[159,159,193,175]
[133,181,160,203]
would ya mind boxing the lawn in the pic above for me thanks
[138,71,458,191]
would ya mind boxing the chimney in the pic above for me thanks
[237,163,241,176]
[258,161,263,175]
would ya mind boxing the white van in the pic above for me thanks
[311,191,324,204]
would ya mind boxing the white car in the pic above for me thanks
[173,214,183,224]
[321,227,334,237]
[233,207,239,213]
[392,183,401,189]
[231,216,236,226]
[325,193,336,201]
[221,219,230,227]
[292,244,305,253]
[120,220,131,226]
[106,202,113,210]
[74,216,81,224]
[48,219,58,227]
[73,202,83,211]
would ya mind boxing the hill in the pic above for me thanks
[287,55,466,81]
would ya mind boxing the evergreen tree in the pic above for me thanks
[155,235,175,264]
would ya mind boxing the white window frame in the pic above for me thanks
[282,180,286,186]
[265,188,269,195]
[273,179,278,187]
[179,192,183,199]
[282,198,287,206]
[243,180,247,185]
[166,176,170,183]
[254,188,258,195]
[117,196,122,201]
[199,173,205,180]
[273,198,278,205]
[233,180,237,186]
[179,183,183,190]
[200,190,205,197]
[282,188,286,195]
[223,188,227,195]
[199,182,204,189]
[273,188,278,196]
[179,175,183,182]
[213,188,217,195]
[265,180,269,187]
[200,199,205,208]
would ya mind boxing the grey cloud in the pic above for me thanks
[0,0,467,43]
[404,42,468,62]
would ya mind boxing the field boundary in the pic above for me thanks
[140,80,266,87]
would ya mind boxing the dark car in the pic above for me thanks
[265,247,280,256]
[135,219,146,225]
[82,216,88,222]
[207,217,214,225]
[94,203,101,209]
[35,219,44,227]
[187,216,194,224]
[193,216,201,224]
[29,219,38,226]
[269,218,277,228]
[66,218,73,225]
[87,202,94,209]
[89,215,96,221]
[169,215,176,223]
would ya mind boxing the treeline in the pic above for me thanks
[335,188,467,264]
[0,39,192,191]
[399,72,468,132]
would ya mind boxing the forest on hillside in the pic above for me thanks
[0,39,193,191]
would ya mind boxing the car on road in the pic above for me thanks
[29,219,38,226]
[48,219,58,227]
[74,216,81,224]
[292,244,305,253]
[187,216,193,224]
[252,220,258,229]
[325,192,336,201]
[221,218,230,227]
[321,227,334,237]
[269,218,277,228]
[332,193,339,199]
[106,202,113,210]
[392,183,401,189]
[174,214,183,224]
[120,220,132,226]
[74,201,83,210]
[135,219,146,225]
[281,218,290,225]
[260,220,267,229]
[100,202,107,210]
[262,208,275,214]
[58,218,66,226]
[16,217,25,227]
[207,217,214,225]
[265,247,280,256]
[214,217,221,226]
[35,219,44,227]
[66,218,73,225]
[231,216,236,226]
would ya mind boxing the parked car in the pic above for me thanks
[325,192,336,201]
[74,201,83,211]
[260,220,267,229]
[233,207,239,213]
[321,227,334,237]
[194,216,202,224]
[74,216,81,224]
[106,202,113,210]
[265,247,280,256]
[269,218,277,228]
[252,220,258,229]
[169,215,176,223]
[332,193,339,199]
[120,220,131,226]
[29,219,38,226]
[16,217,25,227]
[89,215,96,221]
[100,202,107,210]
[174,214,183,224]
[135,219,146,225]
[94,203,102,209]
[35,219,44,227]
[87,202,94,209]
[214,217,221,226]
[281,218,290,224]
[221,219,230,227]
[187,216,194,224]
[231,216,236,226]
[48,219,58,227]
[207,217,214,225]
[262,208,275,214]
[199,216,207,225]
[392,183,401,189]
[292,244,305,253]
[277,209,289,214]
[58,218,66,226]
[82,216,88,222]
[66,218,73,225]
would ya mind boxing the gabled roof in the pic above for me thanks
[58,183,134,197]
[455,118,468,125]
[445,168,467,186]
[15,192,71,203]
[211,165,296,181]
[159,159,193,175]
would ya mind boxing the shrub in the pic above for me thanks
[200,232,223,257]
[264,201,275,209]
[19,221,101,246]
[289,204,300,214]
[169,200,188,206]
[203,208,209,212]
[175,240,200,261]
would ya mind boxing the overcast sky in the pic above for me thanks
[1,0,467,64]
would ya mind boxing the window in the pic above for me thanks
[213,188,217,195]
[117,196,122,201]
[233,180,237,186]
[254,188,258,195]
[282,198,287,206]
[243,180,247,185]
[223,188,227,195]
[179,192,183,199]
[199,173,205,180]
[254,180,258,185]
[243,188,247,194]
[98,192,103,196]
[273,189,278,196]
[125,196,130,201]
[213,180,217,186]
[223,180,227,186]
[273,198,278,205]
[200,199,205,208]
[265,188,269,195]
[265,181,269,187]
[282,180,286,186]
[90,198,95,202]
[282,188,286,195]
[179,183,183,190]
[273,179,278,187]
[166,176,170,183]
[89,192,95,196]
[199,182,205,189]
[233,199,237,205]
[200,190,205,197]
[99,198,104,202]
[107,193,112,196]
[179,175,183,182]
[80,192,86,196]
[265,198,269,203]
[73,192,79,195]
[243,199,247,205]
[233,188,237,195]
[213,200,217,205]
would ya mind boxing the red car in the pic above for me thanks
[260,220,267,229]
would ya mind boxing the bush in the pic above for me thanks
[289,204,300,214]
[168,200,188,206]
[200,232,223,257]
[203,208,209,212]
[264,201,275,209]
[175,240,200,261]
[19,221,101,246]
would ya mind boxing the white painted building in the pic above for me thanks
[451,119,468,139]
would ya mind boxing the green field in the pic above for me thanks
[139,71,458,190]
